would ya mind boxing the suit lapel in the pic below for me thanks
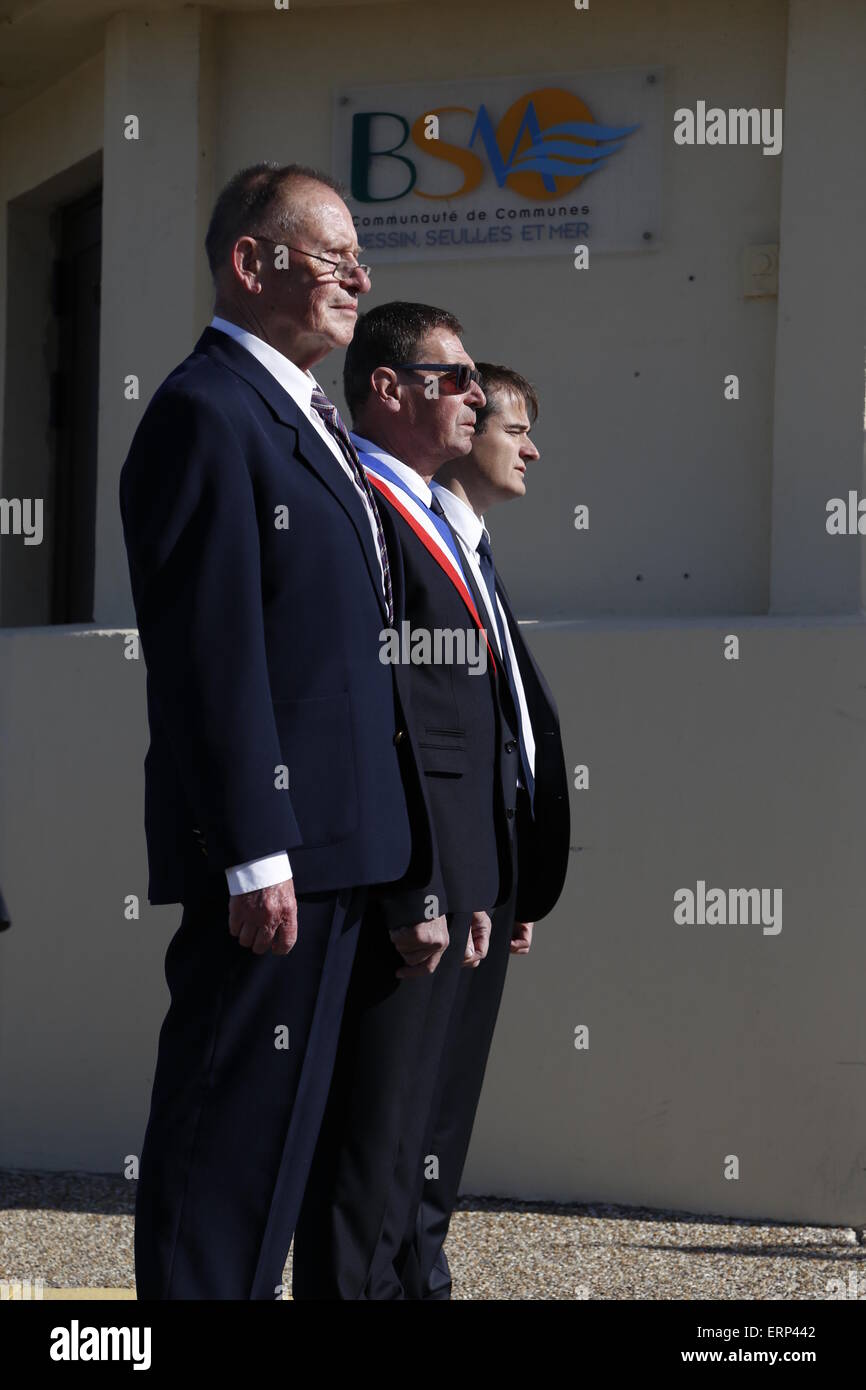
[196,328,388,622]
[365,471,498,673]
[495,574,560,728]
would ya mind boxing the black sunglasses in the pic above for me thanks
[393,363,482,395]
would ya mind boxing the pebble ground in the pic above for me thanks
[1,1171,863,1300]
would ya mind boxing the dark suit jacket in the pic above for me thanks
[366,487,518,931]
[495,574,571,923]
[119,326,433,905]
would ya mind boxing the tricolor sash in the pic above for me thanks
[358,454,497,674]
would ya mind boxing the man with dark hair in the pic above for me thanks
[120,167,440,1299]
[402,361,571,1300]
[292,303,519,1299]
[340,301,463,421]
[468,362,539,440]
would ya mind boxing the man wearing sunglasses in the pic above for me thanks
[292,302,520,1299]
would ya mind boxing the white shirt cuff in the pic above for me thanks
[225,852,292,896]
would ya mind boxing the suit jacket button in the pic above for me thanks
[506,807,515,819]
[505,739,517,753]
[393,729,406,744]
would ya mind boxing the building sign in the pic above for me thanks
[333,68,663,263]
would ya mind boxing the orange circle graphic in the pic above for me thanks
[496,87,597,200]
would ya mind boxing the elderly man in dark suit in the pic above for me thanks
[119,167,440,1300]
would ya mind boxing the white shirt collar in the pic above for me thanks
[210,315,322,415]
[431,482,486,552]
[349,432,432,507]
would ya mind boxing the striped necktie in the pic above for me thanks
[309,385,394,625]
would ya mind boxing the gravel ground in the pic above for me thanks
[1,1170,863,1300]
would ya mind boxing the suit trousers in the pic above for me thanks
[291,905,472,1299]
[395,827,521,1300]
[134,872,367,1300]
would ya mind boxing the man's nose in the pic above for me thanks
[521,436,540,461]
[342,264,371,293]
[467,380,486,407]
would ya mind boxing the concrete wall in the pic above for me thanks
[2,616,866,1227]
[0,627,159,1173]
[466,618,866,1225]
[94,7,218,626]
[210,0,787,620]
[1,0,866,1227]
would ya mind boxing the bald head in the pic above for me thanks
[206,161,371,371]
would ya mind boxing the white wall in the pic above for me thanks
[2,617,866,1227]
[466,618,866,1226]
[0,627,163,1173]
[209,0,787,620]
[769,0,866,613]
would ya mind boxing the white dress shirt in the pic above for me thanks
[209,316,387,895]
[431,483,536,781]
[349,432,433,507]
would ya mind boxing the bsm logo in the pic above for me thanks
[350,86,639,204]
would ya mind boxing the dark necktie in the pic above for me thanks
[433,496,533,805]
[475,532,509,653]
[476,531,536,808]
[309,385,394,625]
[431,493,499,668]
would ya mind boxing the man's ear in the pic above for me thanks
[370,366,400,411]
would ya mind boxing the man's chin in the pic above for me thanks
[328,316,358,345]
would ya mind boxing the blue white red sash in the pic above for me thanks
[365,455,466,573]
[358,453,497,673]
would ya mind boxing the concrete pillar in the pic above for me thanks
[94,7,217,626]
[769,0,866,614]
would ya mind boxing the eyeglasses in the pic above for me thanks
[254,237,371,282]
[393,363,482,394]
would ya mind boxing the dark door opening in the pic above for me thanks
[50,187,101,623]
